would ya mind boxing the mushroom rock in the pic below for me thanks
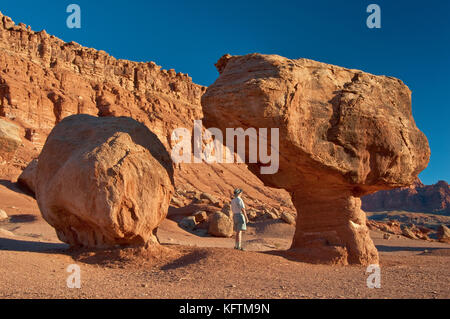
[35,114,174,248]
[202,54,430,265]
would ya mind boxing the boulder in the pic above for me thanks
[0,119,21,158]
[437,224,450,242]
[208,212,233,237]
[179,216,197,231]
[202,54,430,265]
[18,159,38,194]
[35,115,174,248]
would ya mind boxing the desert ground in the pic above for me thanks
[1,181,449,299]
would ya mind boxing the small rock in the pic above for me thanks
[0,209,8,221]
[170,196,184,207]
[247,208,258,220]
[281,211,295,225]
[221,203,232,218]
[179,216,197,231]
[264,209,278,220]
[0,119,22,155]
[193,211,208,223]
[437,224,450,242]
[401,226,417,239]
[200,192,218,204]
[383,233,391,240]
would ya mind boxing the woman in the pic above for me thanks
[231,188,249,250]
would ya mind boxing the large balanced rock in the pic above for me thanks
[202,54,430,265]
[35,115,174,248]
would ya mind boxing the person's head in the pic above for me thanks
[233,188,243,198]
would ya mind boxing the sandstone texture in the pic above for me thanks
[362,179,450,214]
[35,115,174,248]
[202,54,430,265]
[0,12,294,218]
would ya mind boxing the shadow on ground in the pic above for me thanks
[0,237,68,253]
[160,250,209,271]
[376,245,450,254]
[0,179,35,198]
[8,214,38,223]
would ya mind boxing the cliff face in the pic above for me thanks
[0,12,293,211]
[0,12,204,143]
[362,180,450,214]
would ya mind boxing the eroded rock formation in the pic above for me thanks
[202,54,430,265]
[35,115,174,248]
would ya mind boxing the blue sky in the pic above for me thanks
[1,0,449,185]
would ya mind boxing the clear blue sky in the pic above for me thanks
[1,0,449,185]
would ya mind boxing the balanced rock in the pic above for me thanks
[202,54,430,265]
[208,212,233,238]
[35,115,174,248]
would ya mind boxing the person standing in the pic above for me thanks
[231,188,249,250]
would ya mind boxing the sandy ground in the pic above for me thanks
[0,181,449,299]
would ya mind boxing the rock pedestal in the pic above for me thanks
[291,189,378,265]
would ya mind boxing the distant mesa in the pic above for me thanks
[362,179,450,214]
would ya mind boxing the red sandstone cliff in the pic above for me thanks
[0,12,293,212]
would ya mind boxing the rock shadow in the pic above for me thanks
[8,214,38,223]
[160,250,209,271]
[0,179,34,198]
[0,237,68,253]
